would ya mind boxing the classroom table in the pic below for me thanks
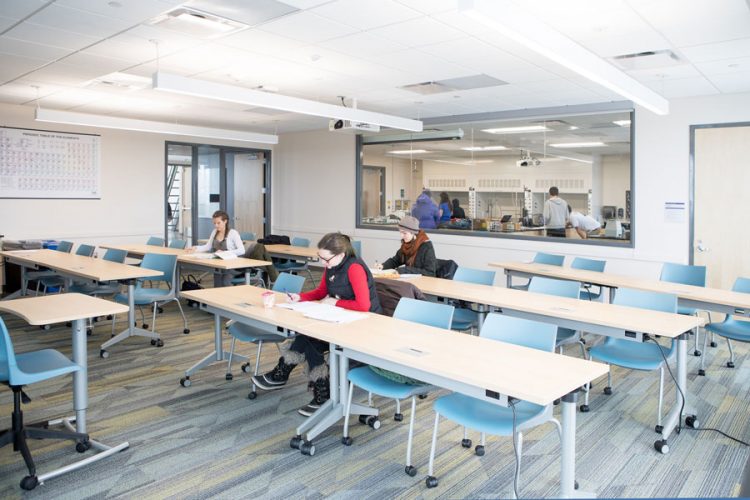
[181,284,607,498]
[400,275,704,454]
[0,294,129,486]
[264,244,320,262]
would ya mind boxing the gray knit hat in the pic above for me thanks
[398,215,420,234]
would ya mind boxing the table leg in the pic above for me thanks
[656,332,697,453]
[101,282,161,354]
[506,270,512,288]
[560,390,594,498]
[180,313,247,385]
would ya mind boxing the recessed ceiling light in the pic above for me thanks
[613,119,631,127]
[389,149,429,154]
[461,145,508,151]
[550,141,606,148]
[569,126,579,130]
[482,125,549,134]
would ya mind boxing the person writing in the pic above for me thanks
[543,186,569,238]
[411,188,439,229]
[568,205,601,239]
[252,232,382,416]
[438,191,452,224]
[186,209,244,286]
[376,215,436,277]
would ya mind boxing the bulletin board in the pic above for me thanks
[0,126,101,199]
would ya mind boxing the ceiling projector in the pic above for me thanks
[329,119,380,133]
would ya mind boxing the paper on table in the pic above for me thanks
[190,252,215,259]
[370,268,398,276]
[397,274,421,279]
[215,250,238,260]
[276,301,366,323]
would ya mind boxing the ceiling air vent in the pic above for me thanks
[610,49,683,71]
[147,7,249,38]
[400,74,507,95]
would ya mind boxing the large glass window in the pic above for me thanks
[357,109,633,245]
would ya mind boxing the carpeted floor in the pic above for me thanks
[1,272,748,499]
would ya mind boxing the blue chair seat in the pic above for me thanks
[589,340,671,371]
[678,305,697,315]
[347,366,429,400]
[274,261,301,270]
[556,328,578,344]
[227,323,285,343]
[13,350,81,386]
[434,393,545,436]
[115,288,171,305]
[706,319,750,342]
[580,289,602,301]
[451,308,479,330]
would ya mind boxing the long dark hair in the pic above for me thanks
[440,191,450,204]
[318,232,355,258]
[212,210,230,236]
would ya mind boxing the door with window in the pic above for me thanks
[226,150,266,240]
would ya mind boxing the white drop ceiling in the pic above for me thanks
[0,0,748,136]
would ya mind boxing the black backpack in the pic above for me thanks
[436,259,458,280]
[180,274,203,307]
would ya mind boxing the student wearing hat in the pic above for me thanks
[376,215,437,277]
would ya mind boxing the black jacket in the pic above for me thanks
[382,240,437,277]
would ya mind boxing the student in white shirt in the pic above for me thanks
[187,210,244,286]
[568,205,601,239]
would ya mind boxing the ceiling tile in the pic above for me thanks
[218,29,306,55]
[259,11,358,43]
[393,0,455,15]
[21,4,131,38]
[54,0,171,23]
[61,52,133,76]
[310,0,419,30]
[4,22,101,51]
[0,54,48,83]
[38,87,105,108]
[0,15,21,32]
[20,62,108,86]
[579,31,673,59]
[679,38,750,63]
[367,17,465,47]
[693,56,750,76]
[706,70,750,93]
[185,0,298,26]
[0,36,71,61]
[276,0,332,9]
[318,31,406,57]
[645,76,718,98]
[0,0,52,21]
[366,49,474,82]
[627,64,702,82]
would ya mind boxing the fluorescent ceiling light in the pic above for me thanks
[154,72,423,132]
[389,149,429,154]
[549,141,606,148]
[362,128,462,144]
[459,0,669,115]
[461,145,508,151]
[481,125,549,134]
[613,119,631,127]
[35,108,278,144]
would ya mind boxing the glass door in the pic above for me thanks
[195,145,223,243]
[225,150,267,241]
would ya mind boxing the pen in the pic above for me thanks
[286,292,294,301]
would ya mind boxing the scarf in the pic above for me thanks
[401,230,429,267]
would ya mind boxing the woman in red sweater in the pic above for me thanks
[253,232,382,416]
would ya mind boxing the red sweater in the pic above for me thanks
[300,263,371,312]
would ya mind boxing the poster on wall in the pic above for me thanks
[0,126,101,199]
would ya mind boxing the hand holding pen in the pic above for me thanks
[286,292,300,302]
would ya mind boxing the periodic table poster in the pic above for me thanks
[0,126,101,199]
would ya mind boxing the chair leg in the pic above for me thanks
[111,312,117,336]
[605,370,613,394]
[405,396,417,471]
[699,332,709,375]
[427,412,440,478]
[150,302,158,332]
[657,367,664,430]
[551,418,563,442]
[728,338,735,367]
[227,337,237,376]
[394,398,403,421]
[512,431,524,499]
[368,392,373,406]
[172,298,189,331]
[578,340,586,359]
[342,381,355,443]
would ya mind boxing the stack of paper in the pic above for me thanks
[276,301,366,324]
[215,250,238,260]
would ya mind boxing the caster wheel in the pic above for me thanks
[76,440,91,453]
[686,415,699,429]
[66,321,72,327]
[728,361,735,368]
[290,435,303,450]
[367,416,381,430]
[426,476,438,488]
[241,363,252,373]
[553,398,560,405]
[183,328,190,334]
[20,475,38,491]
[693,350,701,357]
[475,445,485,456]
[180,377,191,387]
[142,324,149,329]
[86,328,93,336]
[698,369,706,376]
[461,438,472,448]
[418,394,427,400]
[43,324,51,331]
[405,465,417,477]
[107,315,113,320]
[247,391,257,400]
[341,436,353,446]
[394,413,404,422]
[150,339,156,346]
[358,415,368,425]
[579,404,589,413]
[710,341,718,348]
[225,373,233,381]
[654,439,669,454]
[155,339,164,347]
[93,317,99,323]
[655,425,663,434]
[575,480,579,490]
[300,441,315,456]
[158,307,164,314]
[99,349,109,359]
[603,387,612,395]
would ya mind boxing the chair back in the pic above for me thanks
[146,236,165,247]
[533,252,564,266]
[481,314,557,352]
[732,277,750,294]
[660,262,706,287]
[272,273,305,294]
[613,288,677,313]
[292,237,310,247]
[140,253,177,287]
[75,244,96,257]
[571,257,606,272]
[239,232,256,242]
[56,241,74,253]
[528,277,580,299]
[103,248,127,263]
[351,240,362,258]
[394,298,454,329]
[168,239,187,249]
[453,267,495,286]
[0,318,17,382]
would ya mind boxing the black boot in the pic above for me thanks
[298,376,330,417]
[252,357,296,391]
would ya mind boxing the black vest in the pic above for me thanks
[325,255,382,314]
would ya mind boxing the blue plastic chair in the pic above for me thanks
[352,240,362,258]
[239,231,256,242]
[0,317,87,490]
[37,244,96,294]
[511,252,565,290]
[24,241,75,293]
[111,253,189,341]
[225,272,305,397]
[146,236,165,246]
[571,257,606,301]
[451,267,496,332]
[528,277,585,357]
[425,314,561,492]
[168,239,187,249]
[56,241,74,253]
[342,298,454,477]
[700,277,750,375]
[273,237,315,286]
[660,262,708,356]
[584,289,677,432]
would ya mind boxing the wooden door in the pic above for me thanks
[232,153,265,238]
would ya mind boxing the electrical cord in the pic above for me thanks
[644,335,749,446]
[509,398,521,499]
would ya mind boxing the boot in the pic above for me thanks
[252,357,296,391]
[298,376,330,417]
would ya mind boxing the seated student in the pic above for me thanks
[186,210,244,286]
[451,198,466,219]
[568,205,601,239]
[438,191,452,224]
[376,215,437,277]
[252,232,382,416]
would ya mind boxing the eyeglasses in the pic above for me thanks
[318,253,340,264]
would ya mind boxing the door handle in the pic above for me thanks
[696,240,708,252]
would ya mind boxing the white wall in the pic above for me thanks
[0,103,275,246]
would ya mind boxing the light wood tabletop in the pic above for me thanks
[0,293,128,325]
[177,254,271,270]
[489,261,750,311]
[0,249,162,282]
[405,275,704,338]
[264,244,319,260]
[99,243,185,257]
[181,285,608,406]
